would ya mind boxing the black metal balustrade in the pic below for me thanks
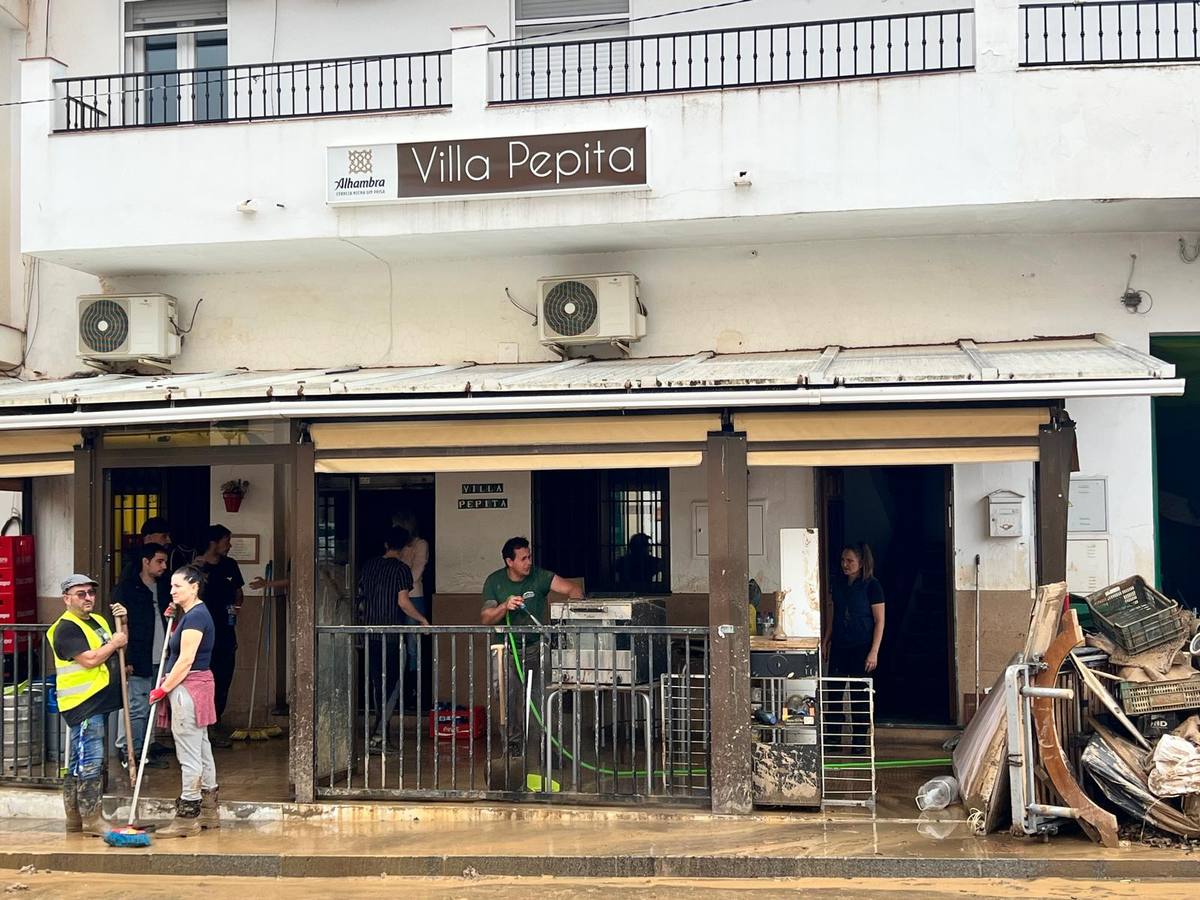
[55,50,450,132]
[1021,2,1200,65]
[314,623,711,804]
[490,9,975,103]
[0,626,64,787]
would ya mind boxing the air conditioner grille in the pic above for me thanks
[542,280,598,337]
[80,299,129,353]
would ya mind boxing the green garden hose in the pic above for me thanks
[504,614,952,779]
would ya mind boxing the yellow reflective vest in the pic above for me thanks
[47,610,113,713]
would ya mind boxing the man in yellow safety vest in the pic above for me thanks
[47,574,128,836]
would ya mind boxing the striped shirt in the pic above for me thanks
[355,556,414,625]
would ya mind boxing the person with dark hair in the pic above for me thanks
[357,526,430,750]
[823,542,886,753]
[614,532,665,593]
[480,537,581,757]
[151,564,219,837]
[194,524,244,747]
[113,542,171,770]
[392,510,431,711]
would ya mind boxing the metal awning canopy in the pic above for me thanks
[0,334,1180,431]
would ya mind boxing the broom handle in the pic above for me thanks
[129,610,177,827]
[114,614,136,789]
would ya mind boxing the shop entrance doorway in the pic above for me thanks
[819,465,955,725]
[1152,334,1200,613]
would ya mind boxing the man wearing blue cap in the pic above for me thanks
[48,574,127,836]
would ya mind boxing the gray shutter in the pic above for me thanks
[515,1,629,21]
[126,0,227,30]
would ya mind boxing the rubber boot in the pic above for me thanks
[61,775,82,833]
[198,787,221,830]
[76,777,115,837]
[156,797,202,838]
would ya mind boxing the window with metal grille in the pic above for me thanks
[110,469,163,583]
[514,0,631,98]
[533,468,669,594]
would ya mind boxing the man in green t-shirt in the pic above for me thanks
[481,536,581,757]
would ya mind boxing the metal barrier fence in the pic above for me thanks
[1,625,64,786]
[1021,2,1200,65]
[314,624,711,805]
[490,9,975,103]
[55,50,451,132]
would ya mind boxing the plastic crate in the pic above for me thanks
[1119,675,1200,716]
[1085,576,1187,654]
[428,704,485,742]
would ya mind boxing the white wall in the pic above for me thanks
[952,461,1035,593]
[434,470,530,593]
[31,474,71,620]
[209,462,274,589]
[670,460,814,593]
[1070,396,1156,587]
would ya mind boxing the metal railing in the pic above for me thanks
[1021,2,1200,66]
[55,50,451,132]
[1,625,64,786]
[314,624,710,804]
[490,9,975,103]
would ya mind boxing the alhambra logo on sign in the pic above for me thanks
[326,129,647,204]
[328,143,397,202]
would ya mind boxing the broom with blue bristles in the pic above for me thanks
[105,607,179,848]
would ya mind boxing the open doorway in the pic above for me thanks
[819,465,954,725]
[1152,335,1200,613]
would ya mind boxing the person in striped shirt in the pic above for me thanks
[356,526,430,746]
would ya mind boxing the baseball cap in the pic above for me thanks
[61,574,99,594]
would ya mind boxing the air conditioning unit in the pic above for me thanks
[537,273,645,346]
[77,294,181,362]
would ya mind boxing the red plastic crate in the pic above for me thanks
[428,705,486,742]
[0,536,34,573]
[1,604,35,654]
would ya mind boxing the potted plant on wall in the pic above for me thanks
[221,479,249,513]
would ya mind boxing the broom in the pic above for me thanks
[106,606,178,849]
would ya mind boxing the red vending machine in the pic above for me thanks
[0,535,36,655]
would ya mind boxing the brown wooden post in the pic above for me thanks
[1037,409,1077,585]
[706,430,753,814]
[71,431,99,579]
[289,437,317,803]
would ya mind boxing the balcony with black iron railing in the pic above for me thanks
[54,49,451,132]
[1020,1,1200,66]
[489,8,976,103]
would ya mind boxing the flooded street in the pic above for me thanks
[3,871,1199,899]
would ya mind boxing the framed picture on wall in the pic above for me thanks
[228,534,260,565]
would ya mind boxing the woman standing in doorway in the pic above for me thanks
[150,565,219,837]
[824,543,886,678]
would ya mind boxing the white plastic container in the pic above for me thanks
[915,775,960,811]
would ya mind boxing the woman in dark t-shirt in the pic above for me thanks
[824,543,887,678]
[151,565,219,837]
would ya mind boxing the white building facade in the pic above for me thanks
[1,0,1197,810]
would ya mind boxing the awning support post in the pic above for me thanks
[289,433,317,803]
[706,430,753,814]
[1036,409,1078,584]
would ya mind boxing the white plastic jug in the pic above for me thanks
[915,775,960,812]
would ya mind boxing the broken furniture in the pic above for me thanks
[749,638,822,807]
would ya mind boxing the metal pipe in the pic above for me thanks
[0,378,1184,431]
[974,553,981,713]
[1021,685,1074,700]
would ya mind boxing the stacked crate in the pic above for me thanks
[0,536,36,654]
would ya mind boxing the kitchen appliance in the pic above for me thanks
[549,596,666,686]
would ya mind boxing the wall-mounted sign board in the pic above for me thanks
[328,128,647,203]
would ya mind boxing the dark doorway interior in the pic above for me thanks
[1152,335,1200,613]
[821,465,953,725]
[533,468,670,593]
[352,474,436,598]
[109,466,209,583]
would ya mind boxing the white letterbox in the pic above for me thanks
[987,490,1025,538]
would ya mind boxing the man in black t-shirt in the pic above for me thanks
[194,524,244,744]
[48,574,128,835]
